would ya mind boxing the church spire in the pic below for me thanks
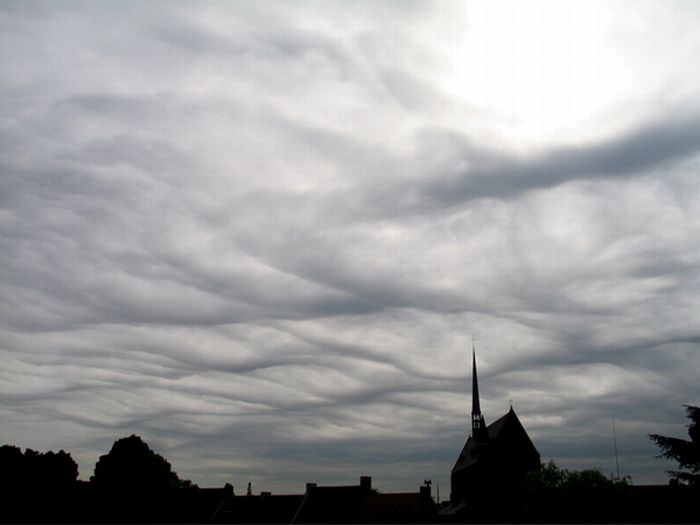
[471,341,487,441]
[472,345,481,417]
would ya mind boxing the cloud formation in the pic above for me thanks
[1,1,699,493]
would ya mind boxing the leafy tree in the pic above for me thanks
[650,404,700,485]
[0,445,25,488]
[526,460,628,491]
[526,459,566,490]
[91,434,195,490]
[523,461,629,521]
[0,445,78,489]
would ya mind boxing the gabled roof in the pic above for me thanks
[487,410,511,438]
[487,407,538,455]
[452,407,539,474]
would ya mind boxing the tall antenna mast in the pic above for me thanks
[612,417,620,480]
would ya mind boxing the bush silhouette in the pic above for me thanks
[91,434,194,491]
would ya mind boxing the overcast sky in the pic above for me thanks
[1,1,699,495]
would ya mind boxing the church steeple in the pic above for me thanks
[471,344,487,441]
[451,339,541,507]
[472,347,481,417]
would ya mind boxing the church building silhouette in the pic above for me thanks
[449,347,541,507]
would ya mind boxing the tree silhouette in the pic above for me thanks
[0,445,24,488]
[91,434,195,491]
[523,460,629,521]
[0,444,78,489]
[650,405,700,485]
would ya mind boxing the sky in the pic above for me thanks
[1,0,699,496]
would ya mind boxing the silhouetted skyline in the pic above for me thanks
[1,1,699,494]
[2,411,698,523]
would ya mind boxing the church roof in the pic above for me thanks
[452,436,477,472]
[488,407,523,438]
[452,406,539,474]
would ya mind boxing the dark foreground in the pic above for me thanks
[1,478,698,523]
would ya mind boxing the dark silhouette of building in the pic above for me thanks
[212,490,304,523]
[211,477,435,524]
[449,348,540,510]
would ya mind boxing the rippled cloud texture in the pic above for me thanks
[1,1,699,493]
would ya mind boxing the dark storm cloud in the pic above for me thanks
[417,114,700,206]
[1,0,699,494]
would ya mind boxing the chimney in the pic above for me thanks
[305,482,317,494]
[360,476,372,492]
[421,480,432,498]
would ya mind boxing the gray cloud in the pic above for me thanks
[414,114,700,208]
[1,1,699,495]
